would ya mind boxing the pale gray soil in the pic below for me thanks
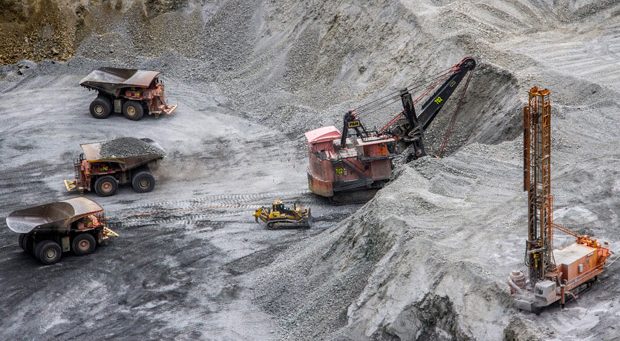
[0,0,619,340]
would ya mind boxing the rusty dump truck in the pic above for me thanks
[80,67,177,120]
[64,137,166,197]
[6,198,118,265]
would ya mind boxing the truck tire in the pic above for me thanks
[131,171,155,193]
[94,176,118,197]
[72,233,96,256]
[90,96,112,119]
[123,100,144,121]
[24,235,34,254]
[35,240,62,265]
[18,234,26,250]
[142,102,150,116]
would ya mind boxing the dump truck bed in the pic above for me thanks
[6,198,104,233]
[80,67,161,96]
[81,137,165,170]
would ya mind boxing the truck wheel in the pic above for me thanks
[131,171,155,193]
[90,96,112,119]
[94,176,118,197]
[123,100,144,121]
[35,240,62,265]
[142,102,150,116]
[24,235,34,254]
[72,233,96,256]
[18,234,26,250]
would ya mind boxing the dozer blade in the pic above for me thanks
[266,219,311,230]
[253,208,268,223]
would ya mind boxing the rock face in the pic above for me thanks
[383,293,471,341]
[0,0,77,64]
[0,0,191,64]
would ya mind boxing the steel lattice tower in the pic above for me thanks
[523,86,555,284]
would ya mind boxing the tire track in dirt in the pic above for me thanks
[111,190,330,231]
[137,189,312,209]
[510,22,620,92]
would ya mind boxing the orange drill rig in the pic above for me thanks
[508,87,611,313]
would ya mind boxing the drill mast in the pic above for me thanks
[523,86,556,284]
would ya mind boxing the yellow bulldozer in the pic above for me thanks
[253,199,311,229]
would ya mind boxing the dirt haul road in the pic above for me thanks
[0,69,361,339]
[1,0,620,340]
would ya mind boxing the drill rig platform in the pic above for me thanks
[508,87,611,313]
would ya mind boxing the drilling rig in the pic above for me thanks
[508,87,611,313]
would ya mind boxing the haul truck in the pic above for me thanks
[64,137,165,197]
[81,67,177,120]
[6,198,118,265]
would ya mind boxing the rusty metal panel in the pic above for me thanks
[554,242,602,287]
[6,198,103,233]
[370,159,392,180]
[523,106,530,191]
[305,126,342,144]
[307,172,333,197]
[123,70,161,88]
[80,68,160,90]
[363,142,390,158]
